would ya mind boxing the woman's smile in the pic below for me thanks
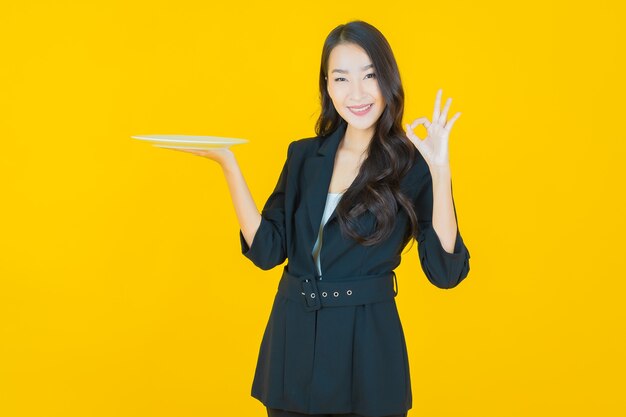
[348,103,373,116]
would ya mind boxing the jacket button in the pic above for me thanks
[347,290,352,296]
[333,291,339,297]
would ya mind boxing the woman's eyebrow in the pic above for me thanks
[331,64,374,74]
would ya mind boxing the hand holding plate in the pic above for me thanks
[167,146,234,166]
[131,135,248,167]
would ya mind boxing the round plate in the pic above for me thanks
[152,143,236,150]
[131,134,249,148]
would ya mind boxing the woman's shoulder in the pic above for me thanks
[287,134,323,156]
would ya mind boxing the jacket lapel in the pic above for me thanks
[302,121,347,239]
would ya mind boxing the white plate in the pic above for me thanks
[131,134,248,149]
[152,143,236,150]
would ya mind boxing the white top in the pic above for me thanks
[312,192,344,278]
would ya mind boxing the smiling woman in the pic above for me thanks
[167,19,471,417]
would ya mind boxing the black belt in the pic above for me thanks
[277,265,398,312]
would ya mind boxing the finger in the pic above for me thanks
[405,123,421,141]
[406,124,425,150]
[440,97,452,124]
[445,112,461,131]
[432,89,442,124]
[410,116,429,127]
[412,137,425,155]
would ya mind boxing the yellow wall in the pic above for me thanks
[1,1,624,416]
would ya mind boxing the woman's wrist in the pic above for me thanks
[429,163,451,180]
[220,151,240,175]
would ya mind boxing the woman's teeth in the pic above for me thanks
[349,104,373,114]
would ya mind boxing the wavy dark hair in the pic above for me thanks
[315,20,419,248]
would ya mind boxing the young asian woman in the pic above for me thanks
[172,20,470,417]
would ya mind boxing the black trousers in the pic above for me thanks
[267,407,407,417]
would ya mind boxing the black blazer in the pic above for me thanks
[239,121,471,416]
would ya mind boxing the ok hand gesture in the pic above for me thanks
[404,89,461,170]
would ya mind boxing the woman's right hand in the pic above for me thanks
[167,146,235,167]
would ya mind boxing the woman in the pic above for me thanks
[176,20,470,417]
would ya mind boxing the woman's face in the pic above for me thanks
[326,43,385,135]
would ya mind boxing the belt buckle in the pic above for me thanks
[300,275,321,312]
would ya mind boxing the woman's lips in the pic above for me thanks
[348,103,373,116]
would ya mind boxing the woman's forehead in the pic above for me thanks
[328,44,373,72]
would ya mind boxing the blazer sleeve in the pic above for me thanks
[413,166,471,289]
[239,142,294,270]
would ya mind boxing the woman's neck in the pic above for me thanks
[341,125,373,155]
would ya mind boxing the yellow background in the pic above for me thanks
[1,1,624,416]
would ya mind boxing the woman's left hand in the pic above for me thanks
[404,89,461,170]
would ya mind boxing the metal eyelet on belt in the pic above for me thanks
[333,291,339,297]
[322,292,328,297]
[310,293,316,298]
[347,290,352,295]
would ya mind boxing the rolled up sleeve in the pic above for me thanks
[239,142,294,270]
[413,166,471,289]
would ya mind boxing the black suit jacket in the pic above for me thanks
[239,121,471,416]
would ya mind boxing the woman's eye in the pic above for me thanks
[333,74,375,82]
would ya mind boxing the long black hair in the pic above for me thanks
[315,20,419,248]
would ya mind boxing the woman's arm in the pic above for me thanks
[220,153,262,248]
[405,89,470,288]
[430,164,458,253]
[413,160,470,289]
[169,147,263,247]
[166,143,292,270]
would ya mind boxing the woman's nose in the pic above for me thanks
[350,79,366,100]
